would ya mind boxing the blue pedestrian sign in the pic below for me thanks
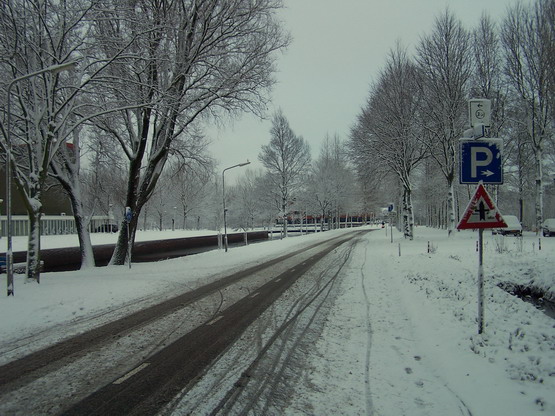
[460,139,503,184]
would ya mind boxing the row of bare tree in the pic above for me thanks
[84,108,367,239]
[350,2,555,239]
[0,0,289,281]
[166,109,367,235]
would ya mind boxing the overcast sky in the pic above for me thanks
[207,0,513,178]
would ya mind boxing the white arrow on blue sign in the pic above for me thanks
[459,138,503,184]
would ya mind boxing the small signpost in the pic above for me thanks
[459,98,506,335]
[388,203,394,243]
[457,183,506,334]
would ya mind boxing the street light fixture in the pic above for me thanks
[222,160,250,252]
[5,61,77,296]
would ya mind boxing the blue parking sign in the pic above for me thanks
[459,139,503,184]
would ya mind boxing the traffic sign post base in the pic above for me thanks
[478,228,484,334]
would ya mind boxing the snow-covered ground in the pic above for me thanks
[0,226,554,415]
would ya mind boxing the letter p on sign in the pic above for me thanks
[471,147,492,178]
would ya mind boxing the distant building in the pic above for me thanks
[0,166,73,216]
[0,165,76,237]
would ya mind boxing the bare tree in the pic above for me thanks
[259,110,311,237]
[0,0,95,279]
[310,135,355,231]
[81,128,128,219]
[308,159,335,231]
[351,44,427,239]
[253,171,283,229]
[230,169,268,231]
[169,155,214,230]
[548,0,555,123]
[471,13,508,139]
[414,159,447,228]
[149,179,172,231]
[501,0,554,231]
[86,0,288,264]
[415,9,472,236]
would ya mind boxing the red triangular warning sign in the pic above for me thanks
[457,184,507,230]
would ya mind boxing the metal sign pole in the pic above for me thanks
[458,183,507,335]
[390,216,393,243]
[478,228,484,334]
[460,99,501,335]
[127,225,131,269]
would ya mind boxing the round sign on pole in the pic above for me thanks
[469,99,491,128]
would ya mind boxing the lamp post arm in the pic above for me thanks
[222,162,249,174]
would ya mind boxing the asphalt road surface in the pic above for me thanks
[0,230,369,415]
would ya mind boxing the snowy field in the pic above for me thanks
[0,226,554,415]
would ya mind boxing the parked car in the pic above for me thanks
[95,223,119,233]
[542,218,555,237]
[492,215,522,236]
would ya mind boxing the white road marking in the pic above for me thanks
[113,362,150,385]
[249,292,259,298]
[207,315,223,325]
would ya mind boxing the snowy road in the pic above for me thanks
[0,230,367,415]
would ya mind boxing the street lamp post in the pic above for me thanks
[5,61,77,296]
[222,160,250,252]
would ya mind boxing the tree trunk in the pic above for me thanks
[26,211,41,282]
[282,198,288,237]
[109,215,139,266]
[110,220,128,266]
[402,187,415,240]
[447,179,456,235]
[535,149,543,233]
[65,187,95,269]
[74,210,95,269]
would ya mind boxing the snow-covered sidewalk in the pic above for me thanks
[286,227,554,415]
[1,226,554,415]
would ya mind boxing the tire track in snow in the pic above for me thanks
[359,238,375,415]
[196,238,359,415]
